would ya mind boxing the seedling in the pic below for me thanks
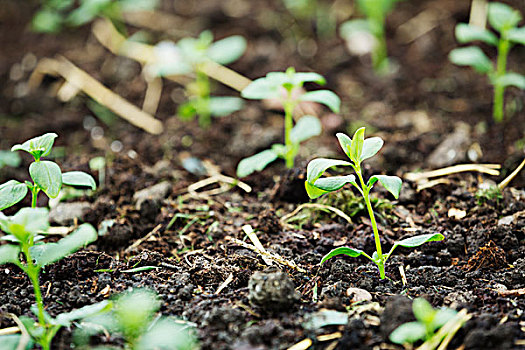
[340,0,402,74]
[147,31,246,128]
[389,298,457,345]
[0,150,21,169]
[76,288,197,349]
[282,0,337,38]
[237,67,340,177]
[305,128,444,279]
[449,2,525,122]
[0,133,96,210]
[0,208,101,350]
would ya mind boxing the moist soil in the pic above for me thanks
[1,0,524,349]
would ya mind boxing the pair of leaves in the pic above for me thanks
[11,133,57,161]
[488,3,522,34]
[336,128,384,165]
[0,207,49,243]
[236,116,321,177]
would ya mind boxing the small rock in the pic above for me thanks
[498,215,515,226]
[346,287,373,303]
[133,181,171,210]
[248,270,300,311]
[427,122,471,168]
[49,202,91,225]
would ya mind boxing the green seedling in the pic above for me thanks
[237,67,340,177]
[340,0,402,74]
[0,133,96,210]
[449,2,525,122]
[0,208,101,350]
[76,288,197,349]
[305,127,444,279]
[0,150,21,169]
[147,31,247,128]
[389,298,457,345]
[282,0,337,38]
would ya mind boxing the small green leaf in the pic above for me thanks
[360,137,384,161]
[306,158,352,184]
[241,77,280,100]
[137,317,197,350]
[62,171,96,190]
[0,180,28,210]
[389,322,427,344]
[0,208,49,243]
[350,127,365,164]
[496,73,525,89]
[368,175,402,198]
[300,90,341,113]
[0,334,33,350]
[449,47,493,74]
[11,133,58,160]
[207,35,246,65]
[336,133,353,160]
[412,298,436,324]
[29,161,62,198]
[508,27,525,45]
[290,115,322,144]
[488,3,522,34]
[455,23,498,46]
[431,308,458,331]
[31,223,97,267]
[208,96,244,117]
[395,233,444,248]
[0,245,20,265]
[54,300,112,327]
[313,175,356,192]
[115,289,160,336]
[236,149,279,178]
[32,9,63,33]
[0,150,21,168]
[292,72,326,86]
[321,246,366,264]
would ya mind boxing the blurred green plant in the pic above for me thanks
[237,67,340,177]
[449,2,525,122]
[282,0,337,38]
[0,150,21,169]
[340,0,403,74]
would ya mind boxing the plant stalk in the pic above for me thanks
[31,187,39,209]
[195,67,211,128]
[493,37,510,122]
[283,90,296,168]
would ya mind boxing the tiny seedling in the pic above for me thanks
[76,288,197,349]
[340,0,403,74]
[0,150,21,169]
[389,298,457,346]
[0,133,96,211]
[282,0,337,38]
[0,208,101,350]
[449,2,525,122]
[305,127,444,279]
[147,31,247,128]
[237,67,340,177]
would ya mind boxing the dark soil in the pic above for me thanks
[1,0,524,349]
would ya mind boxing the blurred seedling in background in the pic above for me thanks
[146,31,247,128]
[305,127,443,279]
[89,156,107,189]
[282,0,338,38]
[389,298,464,348]
[0,133,96,210]
[340,0,403,74]
[75,288,197,350]
[0,208,101,350]
[32,0,159,33]
[449,2,525,122]
[0,150,21,170]
[237,67,340,177]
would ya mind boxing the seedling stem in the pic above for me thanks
[494,38,510,122]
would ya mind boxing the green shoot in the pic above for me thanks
[449,2,525,122]
[305,128,444,279]
[237,67,340,177]
[0,133,96,211]
[340,0,403,74]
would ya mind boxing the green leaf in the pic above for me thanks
[31,223,97,267]
[300,90,341,113]
[115,289,160,336]
[412,298,436,324]
[29,161,62,198]
[11,133,58,160]
[496,72,525,89]
[208,96,244,117]
[395,233,444,248]
[241,77,280,100]
[137,317,197,350]
[0,208,49,243]
[488,3,522,33]
[508,27,525,45]
[321,246,366,264]
[32,9,63,33]
[207,35,247,65]
[62,171,96,190]
[350,127,365,164]
[431,308,458,331]
[449,47,493,74]
[336,133,353,160]
[389,322,427,344]
[290,115,322,144]
[0,334,33,350]
[312,175,356,192]
[0,245,21,265]
[236,149,279,178]
[368,175,402,198]
[292,72,326,86]
[0,180,28,210]
[0,150,22,168]
[306,158,352,184]
[54,300,112,327]
[455,23,498,46]
[360,137,384,161]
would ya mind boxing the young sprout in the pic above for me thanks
[237,67,340,177]
[305,128,444,279]
[340,0,402,74]
[147,31,247,128]
[0,208,100,350]
[449,2,525,122]
[0,133,96,211]
[389,298,458,346]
